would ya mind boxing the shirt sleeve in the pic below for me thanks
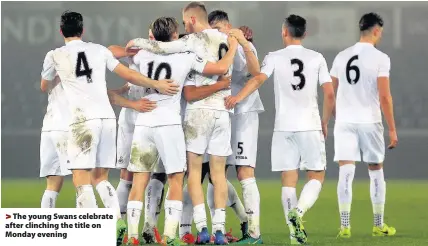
[318,55,332,85]
[330,55,339,78]
[131,33,198,55]
[378,54,390,77]
[104,47,120,72]
[184,71,196,86]
[260,53,275,78]
[189,53,208,74]
[41,50,56,81]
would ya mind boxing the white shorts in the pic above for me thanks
[40,131,71,177]
[271,131,326,171]
[227,112,259,167]
[128,125,186,174]
[334,122,385,163]
[183,109,232,157]
[116,123,135,169]
[68,119,116,170]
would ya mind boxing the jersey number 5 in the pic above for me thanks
[147,61,172,93]
[291,58,305,90]
[346,55,360,85]
[76,52,93,83]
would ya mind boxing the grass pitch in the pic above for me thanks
[2,179,427,245]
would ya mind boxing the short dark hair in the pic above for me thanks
[283,14,306,38]
[60,11,84,38]
[359,13,384,32]
[152,17,179,42]
[208,10,229,26]
[179,34,188,39]
[183,2,207,15]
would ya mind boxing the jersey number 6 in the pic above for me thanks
[346,55,360,85]
[76,52,93,83]
[147,61,172,93]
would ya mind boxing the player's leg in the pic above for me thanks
[359,123,395,236]
[180,183,195,243]
[126,126,159,244]
[68,120,100,209]
[116,123,135,219]
[271,131,300,244]
[334,123,360,238]
[233,112,262,243]
[183,109,214,244]
[206,111,233,245]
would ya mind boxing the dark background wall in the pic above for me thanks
[2,2,428,179]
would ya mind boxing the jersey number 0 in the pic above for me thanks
[76,52,93,83]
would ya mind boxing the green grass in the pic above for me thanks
[2,179,428,245]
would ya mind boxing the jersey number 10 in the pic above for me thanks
[76,52,93,83]
[147,61,172,93]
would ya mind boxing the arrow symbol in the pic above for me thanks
[5,214,11,219]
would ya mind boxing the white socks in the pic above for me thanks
[144,179,165,229]
[369,169,386,227]
[337,164,355,228]
[179,185,193,238]
[116,179,132,219]
[193,203,208,232]
[76,185,97,208]
[127,201,143,239]
[281,187,297,234]
[41,190,59,208]
[212,208,226,234]
[295,179,322,217]
[96,180,122,220]
[164,200,183,239]
[240,178,261,238]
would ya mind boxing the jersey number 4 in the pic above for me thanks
[76,52,93,83]
[291,58,305,90]
[147,61,172,93]
[346,55,360,85]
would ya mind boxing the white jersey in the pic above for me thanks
[132,50,207,127]
[41,40,118,125]
[232,43,264,114]
[41,82,71,132]
[330,42,390,124]
[132,29,233,112]
[260,45,331,132]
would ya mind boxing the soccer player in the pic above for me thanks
[208,10,264,244]
[124,16,238,246]
[39,76,71,208]
[226,15,335,245]
[40,11,179,244]
[332,13,397,238]
[125,2,238,244]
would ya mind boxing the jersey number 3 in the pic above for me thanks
[346,55,360,85]
[76,52,93,83]
[291,59,305,90]
[147,61,172,93]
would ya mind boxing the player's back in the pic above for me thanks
[51,40,116,123]
[133,50,206,126]
[42,82,70,131]
[266,45,327,131]
[331,42,389,123]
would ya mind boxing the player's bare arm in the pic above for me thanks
[201,36,238,75]
[321,82,335,139]
[109,83,130,95]
[113,63,179,96]
[108,45,139,59]
[229,29,260,76]
[378,76,397,149]
[184,76,231,102]
[107,90,156,112]
[331,76,338,118]
[225,72,267,109]
[125,33,197,54]
[40,75,60,93]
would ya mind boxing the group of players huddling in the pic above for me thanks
[39,2,398,245]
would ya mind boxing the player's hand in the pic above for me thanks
[118,84,130,95]
[229,29,249,46]
[225,95,240,110]
[239,26,254,42]
[322,123,328,140]
[217,76,231,89]
[131,98,156,112]
[388,130,398,149]
[155,79,179,96]
[227,35,239,49]
[126,48,141,57]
